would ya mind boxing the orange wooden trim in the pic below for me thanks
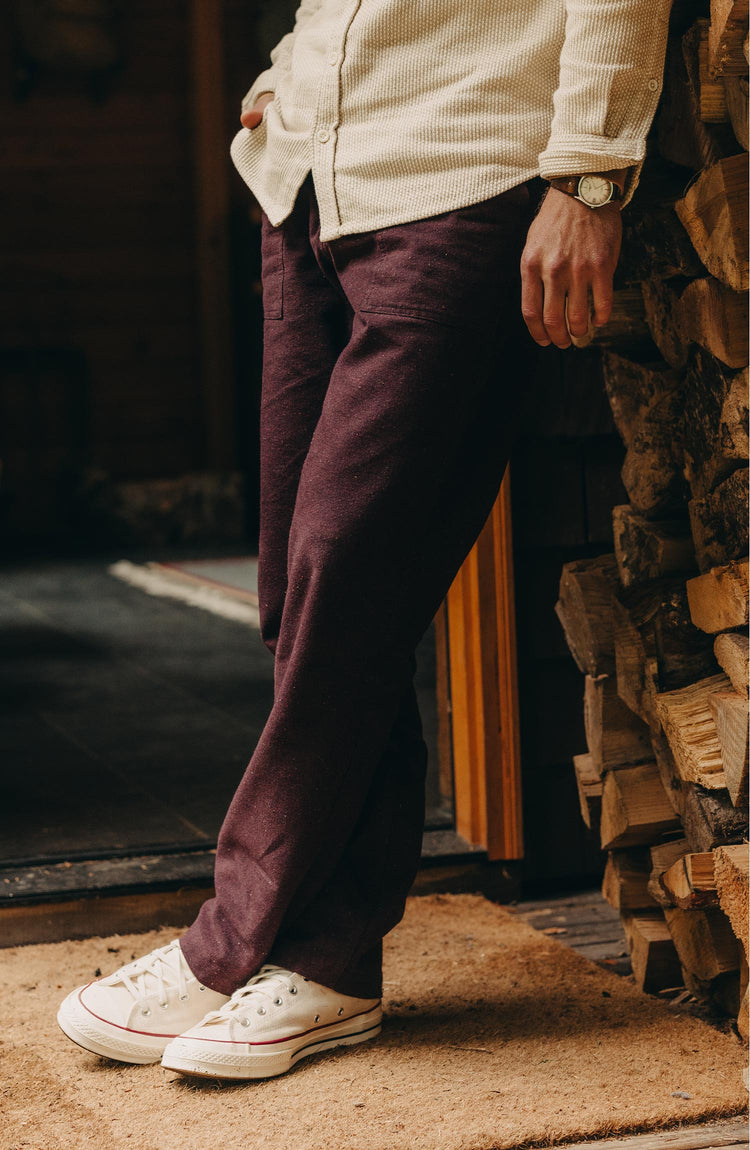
[446,469,524,860]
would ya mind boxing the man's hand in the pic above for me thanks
[520,188,622,349]
[240,92,274,130]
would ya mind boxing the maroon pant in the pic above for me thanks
[180,177,539,998]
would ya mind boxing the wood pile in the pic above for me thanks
[557,0,749,1041]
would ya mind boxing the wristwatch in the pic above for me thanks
[547,174,624,208]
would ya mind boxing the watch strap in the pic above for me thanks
[548,175,624,202]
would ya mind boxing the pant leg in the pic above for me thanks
[180,183,538,998]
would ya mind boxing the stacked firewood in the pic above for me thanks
[556,0,749,1040]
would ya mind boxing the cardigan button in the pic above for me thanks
[647,78,659,91]
[317,129,331,143]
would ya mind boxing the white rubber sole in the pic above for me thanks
[57,990,174,1064]
[161,1010,383,1080]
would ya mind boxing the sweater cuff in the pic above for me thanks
[240,69,278,113]
[539,137,647,207]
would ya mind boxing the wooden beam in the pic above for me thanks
[446,474,523,860]
[190,0,237,467]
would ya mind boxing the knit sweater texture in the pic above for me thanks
[231,0,673,241]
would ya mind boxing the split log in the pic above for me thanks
[651,731,748,850]
[664,905,742,980]
[600,762,682,849]
[618,577,718,699]
[739,979,749,1042]
[708,0,750,77]
[723,74,749,150]
[584,673,653,773]
[573,752,603,830]
[714,631,749,693]
[718,366,749,457]
[658,26,737,168]
[675,154,749,291]
[659,851,720,907]
[619,204,705,282]
[613,507,696,587]
[713,843,749,955]
[554,555,619,677]
[642,279,748,371]
[592,286,652,351]
[641,277,691,369]
[697,19,730,121]
[600,352,682,433]
[709,690,749,806]
[622,911,684,993]
[679,277,749,369]
[621,398,690,516]
[681,351,748,498]
[648,838,691,905]
[688,465,749,571]
[614,596,660,729]
[602,849,659,910]
[686,557,749,632]
[655,672,732,790]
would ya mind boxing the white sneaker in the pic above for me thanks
[57,940,229,1064]
[161,964,382,1079]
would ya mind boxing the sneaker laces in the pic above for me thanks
[200,964,297,1029]
[107,941,191,1007]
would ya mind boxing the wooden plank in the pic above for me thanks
[447,475,523,860]
[190,0,236,468]
[584,673,654,773]
[548,1117,748,1150]
[664,905,742,979]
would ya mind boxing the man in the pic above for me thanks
[58,0,672,1081]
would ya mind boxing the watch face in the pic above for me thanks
[578,175,614,207]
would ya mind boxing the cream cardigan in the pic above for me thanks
[230,0,672,241]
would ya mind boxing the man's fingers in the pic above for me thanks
[591,270,614,328]
[541,279,571,349]
[241,108,264,129]
[520,268,551,346]
[564,279,591,340]
[240,93,274,131]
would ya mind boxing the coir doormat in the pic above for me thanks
[2,894,746,1150]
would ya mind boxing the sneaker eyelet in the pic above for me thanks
[159,1001,169,1009]
[257,1006,266,1015]
[198,985,206,992]
[289,986,297,995]
[179,994,189,1001]
[240,1017,251,1028]
[337,1008,344,1015]
[314,1015,320,1023]
[141,1008,151,1017]
[273,997,283,1006]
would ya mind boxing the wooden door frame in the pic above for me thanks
[443,471,524,861]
